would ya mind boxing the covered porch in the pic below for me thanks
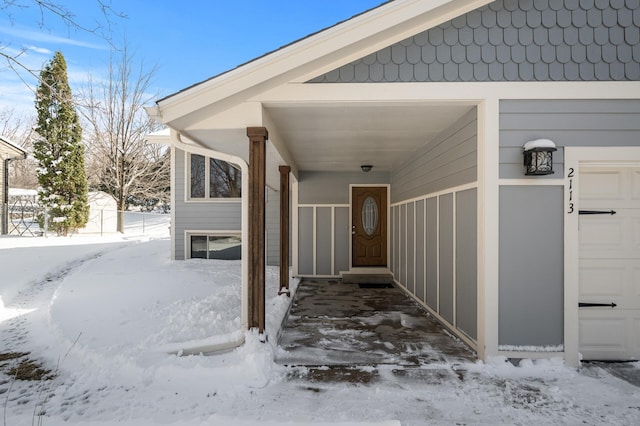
[147,95,484,359]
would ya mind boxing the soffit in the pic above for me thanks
[263,101,475,173]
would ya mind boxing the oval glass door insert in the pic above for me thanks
[362,196,378,236]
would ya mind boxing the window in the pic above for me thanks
[190,234,241,260]
[189,154,241,199]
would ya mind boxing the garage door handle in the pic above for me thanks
[579,302,617,308]
[578,210,616,215]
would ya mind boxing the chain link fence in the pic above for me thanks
[4,194,170,237]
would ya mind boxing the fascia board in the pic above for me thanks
[156,0,492,127]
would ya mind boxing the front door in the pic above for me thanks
[578,165,640,361]
[352,186,387,267]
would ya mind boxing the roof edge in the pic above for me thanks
[0,135,27,159]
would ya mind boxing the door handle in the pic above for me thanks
[578,302,617,308]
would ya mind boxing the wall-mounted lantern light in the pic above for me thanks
[360,164,373,172]
[523,139,556,176]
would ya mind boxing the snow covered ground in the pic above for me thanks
[1,212,639,425]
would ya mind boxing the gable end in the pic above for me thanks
[309,0,640,83]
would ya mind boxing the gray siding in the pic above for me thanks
[500,99,640,179]
[499,185,564,347]
[399,204,406,285]
[392,188,478,343]
[266,187,280,266]
[415,200,426,303]
[174,149,279,263]
[298,207,314,275]
[298,171,389,204]
[439,193,455,324]
[406,202,415,294]
[392,205,400,278]
[391,108,477,203]
[297,172,389,276]
[425,197,438,311]
[316,207,332,275]
[335,207,350,274]
[310,0,640,83]
[456,189,477,340]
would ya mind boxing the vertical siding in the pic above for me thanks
[500,100,640,179]
[406,202,415,295]
[334,207,350,274]
[438,193,455,324]
[456,189,477,340]
[415,200,425,303]
[399,203,406,286]
[392,205,400,278]
[316,207,332,275]
[296,171,390,276]
[298,207,314,275]
[425,197,438,311]
[391,108,477,203]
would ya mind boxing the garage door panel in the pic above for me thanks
[579,170,624,200]
[579,316,626,348]
[579,218,624,248]
[579,263,625,297]
[581,211,640,257]
[633,171,640,200]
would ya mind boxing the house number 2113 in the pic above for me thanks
[567,168,575,214]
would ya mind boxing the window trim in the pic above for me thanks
[185,153,242,202]
[185,230,242,260]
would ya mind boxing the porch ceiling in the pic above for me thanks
[264,101,476,173]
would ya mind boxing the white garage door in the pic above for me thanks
[578,166,640,361]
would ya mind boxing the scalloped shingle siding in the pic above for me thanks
[309,0,640,82]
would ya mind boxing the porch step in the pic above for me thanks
[341,273,394,285]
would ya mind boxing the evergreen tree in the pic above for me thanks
[33,51,89,235]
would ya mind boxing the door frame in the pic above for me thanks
[564,147,640,367]
[349,184,391,271]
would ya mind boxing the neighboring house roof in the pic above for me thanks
[0,136,27,160]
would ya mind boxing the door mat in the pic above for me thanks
[358,283,394,289]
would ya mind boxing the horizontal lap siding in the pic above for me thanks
[500,100,640,179]
[174,149,242,260]
[391,108,477,203]
[498,100,640,348]
[266,188,280,267]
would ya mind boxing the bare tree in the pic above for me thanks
[79,45,167,232]
[1,0,124,89]
[0,107,37,188]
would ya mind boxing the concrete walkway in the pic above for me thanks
[276,278,475,369]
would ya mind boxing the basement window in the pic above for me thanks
[189,234,241,260]
[189,154,241,199]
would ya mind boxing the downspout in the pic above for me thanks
[169,130,249,353]
[2,159,10,235]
